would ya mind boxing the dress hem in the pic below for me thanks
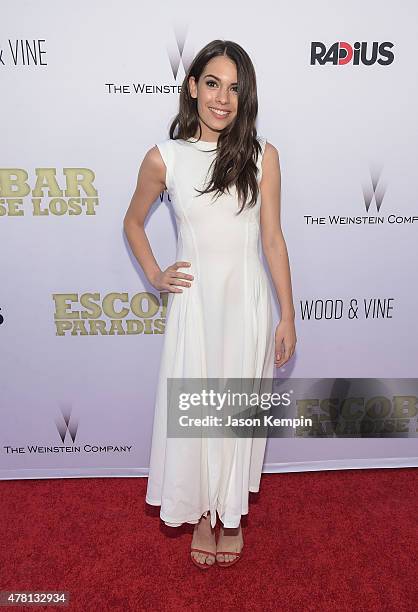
[145,487,261,529]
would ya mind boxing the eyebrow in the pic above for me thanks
[203,73,238,85]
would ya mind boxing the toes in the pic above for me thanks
[191,552,202,565]
[195,552,209,565]
[216,551,239,564]
[192,551,215,566]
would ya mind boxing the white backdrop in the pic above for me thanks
[1,0,417,479]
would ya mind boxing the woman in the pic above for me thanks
[124,39,296,569]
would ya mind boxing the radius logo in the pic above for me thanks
[310,41,394,65]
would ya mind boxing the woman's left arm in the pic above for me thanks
[260,142,297,367]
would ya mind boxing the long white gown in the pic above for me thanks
[145,136,275,529]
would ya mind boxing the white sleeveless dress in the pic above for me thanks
[145,136,275,529]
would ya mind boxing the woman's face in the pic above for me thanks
[188,55,238,140]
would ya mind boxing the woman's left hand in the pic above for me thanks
[274,319,297,367]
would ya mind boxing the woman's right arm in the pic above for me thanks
[123,146,193,293]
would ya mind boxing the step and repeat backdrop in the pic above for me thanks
[1,0,417,479]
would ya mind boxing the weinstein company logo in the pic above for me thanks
[105,28,194,95]
[3,406,133,455]
[55,406,133,453]
[305,165,418,227]
[310,41,394,66]
[56,405,78,444]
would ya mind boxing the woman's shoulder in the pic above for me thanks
[150,138,187,191]
[257,135,278,156]
[152,138,183,162]
[256,136,279,182]
[152,138,187,164]
[154,137,186,150]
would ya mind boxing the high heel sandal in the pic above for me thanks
[216,525,243,567]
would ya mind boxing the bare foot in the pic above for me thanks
[216,523,243,564]
[190,512,216,567]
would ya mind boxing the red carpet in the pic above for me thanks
[0,468,416,611]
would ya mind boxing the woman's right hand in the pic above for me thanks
[151,261,194,293]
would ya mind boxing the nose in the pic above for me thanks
[215,87,230,105]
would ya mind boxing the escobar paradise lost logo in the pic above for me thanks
[53,292,169,336]
[0,168,98,216]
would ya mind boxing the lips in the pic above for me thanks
[208,106,231,119]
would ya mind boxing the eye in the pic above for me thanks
[205,80,239,93]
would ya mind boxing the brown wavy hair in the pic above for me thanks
[168,39,262,215]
